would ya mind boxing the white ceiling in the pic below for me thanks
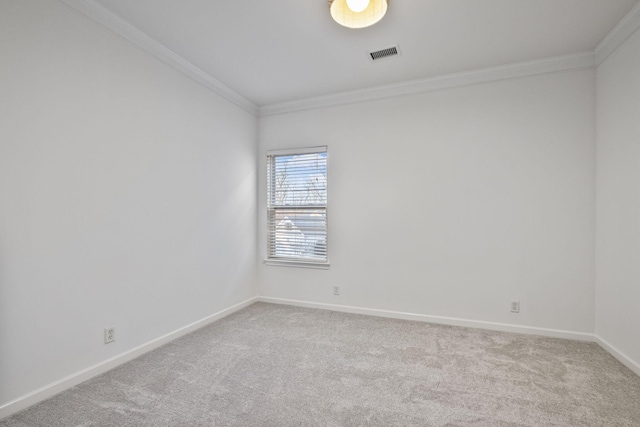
[92,0,639,107]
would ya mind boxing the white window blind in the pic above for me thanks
[267,147,327,264]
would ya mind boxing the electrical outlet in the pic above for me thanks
[104,327,115,344]
[510,301,520,313]
[333,285,340,296]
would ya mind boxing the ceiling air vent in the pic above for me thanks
[368,45,400,62]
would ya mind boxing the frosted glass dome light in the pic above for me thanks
[329,0,388,29]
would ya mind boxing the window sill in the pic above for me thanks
[263,259,330,270]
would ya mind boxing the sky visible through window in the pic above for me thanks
[274,153,327,206]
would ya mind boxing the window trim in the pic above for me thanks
[263,259,330,269]
[264,146,329,269]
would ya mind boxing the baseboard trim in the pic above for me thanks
[0,296,258,420]
[594,335,640,377]
[258,297,594,342]
[6,297,637,421]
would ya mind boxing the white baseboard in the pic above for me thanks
[0,296,258,420]
[594,335,640,377]
[6,296,637,421]
[258,297,595,342]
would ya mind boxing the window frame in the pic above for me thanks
[264,146,329,269]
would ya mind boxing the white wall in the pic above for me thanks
[596,28,640,371]
[0,0,257,408]
[259,70,596,334]
[4,0,632,416]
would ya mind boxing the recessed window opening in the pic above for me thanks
[266,146,328,266]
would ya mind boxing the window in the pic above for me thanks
[266,146,328,267]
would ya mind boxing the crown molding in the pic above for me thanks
[58,0,259,116]
[595,1,640,65]
[59,0,630,119]
[259,52,595,117]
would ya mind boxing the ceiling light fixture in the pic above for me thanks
[329,0,388,29]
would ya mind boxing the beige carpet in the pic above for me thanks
[2,302,640,426]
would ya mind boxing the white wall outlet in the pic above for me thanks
[104,327,115,344]
[510,300,520,313]
[333,285,340,296]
